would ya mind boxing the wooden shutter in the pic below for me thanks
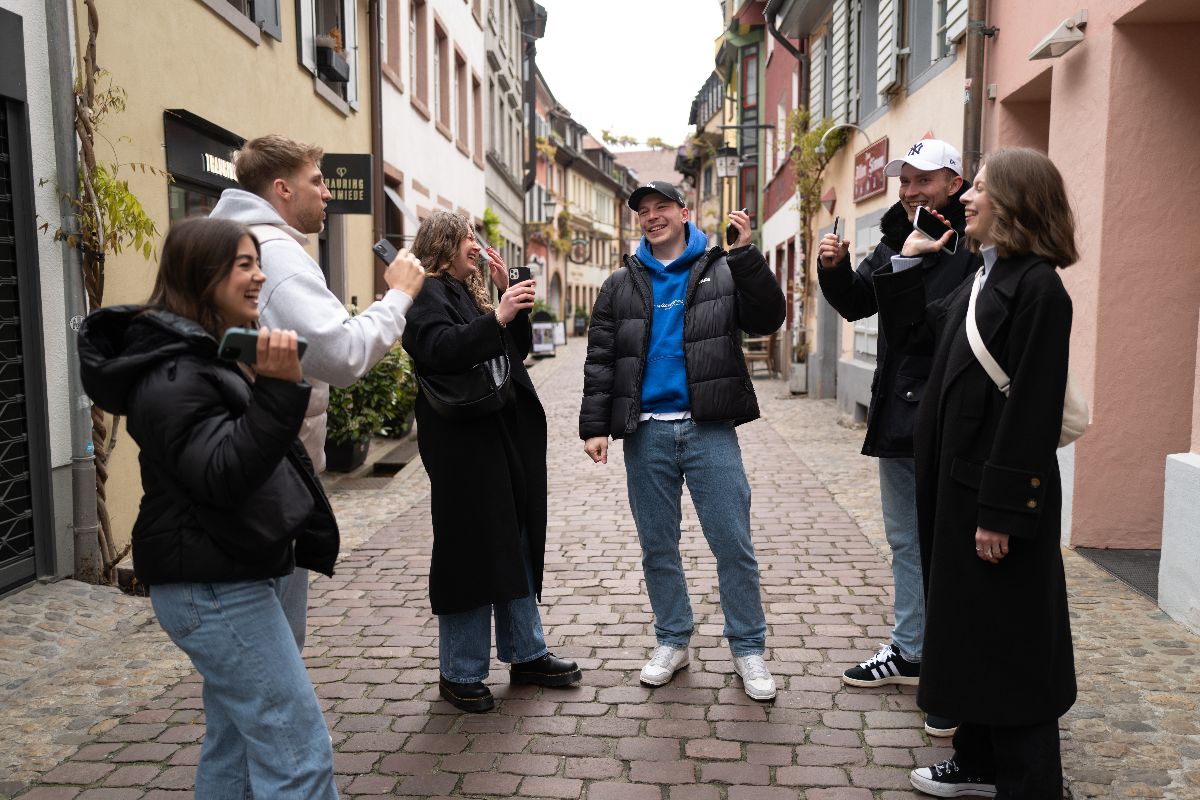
[877,0,899,95]
[945,0,969,45]
[809,34,825,121]
[830,0,849,123]
[256,0,282,41]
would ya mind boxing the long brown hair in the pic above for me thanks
[977,147,1079,267]
[147,217,259,338]
[411,210,493,311]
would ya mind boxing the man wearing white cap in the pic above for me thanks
[816,138,979,738]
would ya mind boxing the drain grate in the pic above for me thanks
[1076,548,1160,603]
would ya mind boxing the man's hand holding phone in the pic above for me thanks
[373,238,425,297]
[901,207,958,257]
[726,209,753,249]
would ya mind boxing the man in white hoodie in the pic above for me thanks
[210,134,425,649]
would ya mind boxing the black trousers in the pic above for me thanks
[953,720,1063,799]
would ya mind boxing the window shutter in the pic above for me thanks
[809,34,825,121]
[297,0,316,73]
[256,0,283,41]
[945,0,969,45]
[830,0,849,123]
[343,0,360,107]
[877,0,899,95]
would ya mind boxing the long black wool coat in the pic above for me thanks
[874,254,1077,726]
[402,276,548,615]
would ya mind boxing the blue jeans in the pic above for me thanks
[623,419,767,657]
[151,580,337,800]
[438,540,548,683]
[878,456,924,662]
[276,568,309,651]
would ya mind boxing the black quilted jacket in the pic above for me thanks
[579,243,786,440]
[78,307,339,586]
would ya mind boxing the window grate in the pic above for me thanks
[0,103,36,590]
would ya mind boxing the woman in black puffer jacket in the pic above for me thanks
[78,217,339,800]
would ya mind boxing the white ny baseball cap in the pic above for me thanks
[884,139,963,177]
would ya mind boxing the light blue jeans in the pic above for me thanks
[438,538,548,683]
[878,456,924,663]
[150,580,337,800]
[623,419,767,657]
[276,567,309,650]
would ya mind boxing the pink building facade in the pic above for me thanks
[979,0,1200,629]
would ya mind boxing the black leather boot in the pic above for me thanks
[438,676,495,712]
[509,653,583,687]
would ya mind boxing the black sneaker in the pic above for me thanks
[842,643,920,687]
[910,758,997,797]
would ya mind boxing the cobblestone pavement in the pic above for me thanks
[1,339,1197,799]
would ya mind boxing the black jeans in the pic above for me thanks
[953,720,1063,799]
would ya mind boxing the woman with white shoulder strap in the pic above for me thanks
[873,147,1080,798]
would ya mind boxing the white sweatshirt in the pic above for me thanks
[210,189,412,471]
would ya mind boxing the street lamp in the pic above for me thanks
[714,145,740,179]
[814,122,874,155]
[542,195,557,221]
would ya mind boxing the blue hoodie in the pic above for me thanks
[636,221,709,414]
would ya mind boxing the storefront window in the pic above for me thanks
[168,182,221,223]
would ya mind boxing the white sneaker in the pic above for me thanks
[639,644,689,686]
[732,654,777,701]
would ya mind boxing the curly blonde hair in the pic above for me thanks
[411,210,493,311]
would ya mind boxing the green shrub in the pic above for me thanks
[326,342,417,444]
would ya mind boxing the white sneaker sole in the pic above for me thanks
[841,672,921,688]
[910,770,997,798]
[639,657,689,687]
[732,665,777,701]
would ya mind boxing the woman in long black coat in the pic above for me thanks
[874,148,1079,798]
[403,210,581,712]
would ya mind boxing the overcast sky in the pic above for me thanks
[534,1,727,150]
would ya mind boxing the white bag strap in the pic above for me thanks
[965,267,1011,396]
[248,223,296,245]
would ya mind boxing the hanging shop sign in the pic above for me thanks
[322,154,373,214]
[853,136,889,203]
[163,111,243,191]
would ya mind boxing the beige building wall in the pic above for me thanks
[73,0,376,548]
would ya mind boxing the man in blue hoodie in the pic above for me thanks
[580,182,786,701]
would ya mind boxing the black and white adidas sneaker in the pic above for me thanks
[910,758,997,797]
[841,643,920,687]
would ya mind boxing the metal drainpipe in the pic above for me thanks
[963,0,989,180]
[368,0,385,244]
[45,0,100,579]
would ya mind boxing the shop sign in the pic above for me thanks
[163,113,242,191]
[322,154,373,214]
[853,137,889,203]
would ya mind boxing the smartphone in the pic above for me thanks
[726,208,749,246]
[508,265,533,285]
[913,206,959,254]
[218,327,308,365]
[372,237,399,265]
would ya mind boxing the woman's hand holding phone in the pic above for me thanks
[496,278,536,326]
[253,328,303,383]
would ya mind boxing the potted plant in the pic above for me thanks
[378,343,418,438]
[325,341,410,472]
[315,28,350,84]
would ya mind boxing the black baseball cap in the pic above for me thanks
[627,181,686,211]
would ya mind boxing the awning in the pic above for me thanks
[383,185,420,241]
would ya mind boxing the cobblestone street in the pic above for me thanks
[1,340,1198,799]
